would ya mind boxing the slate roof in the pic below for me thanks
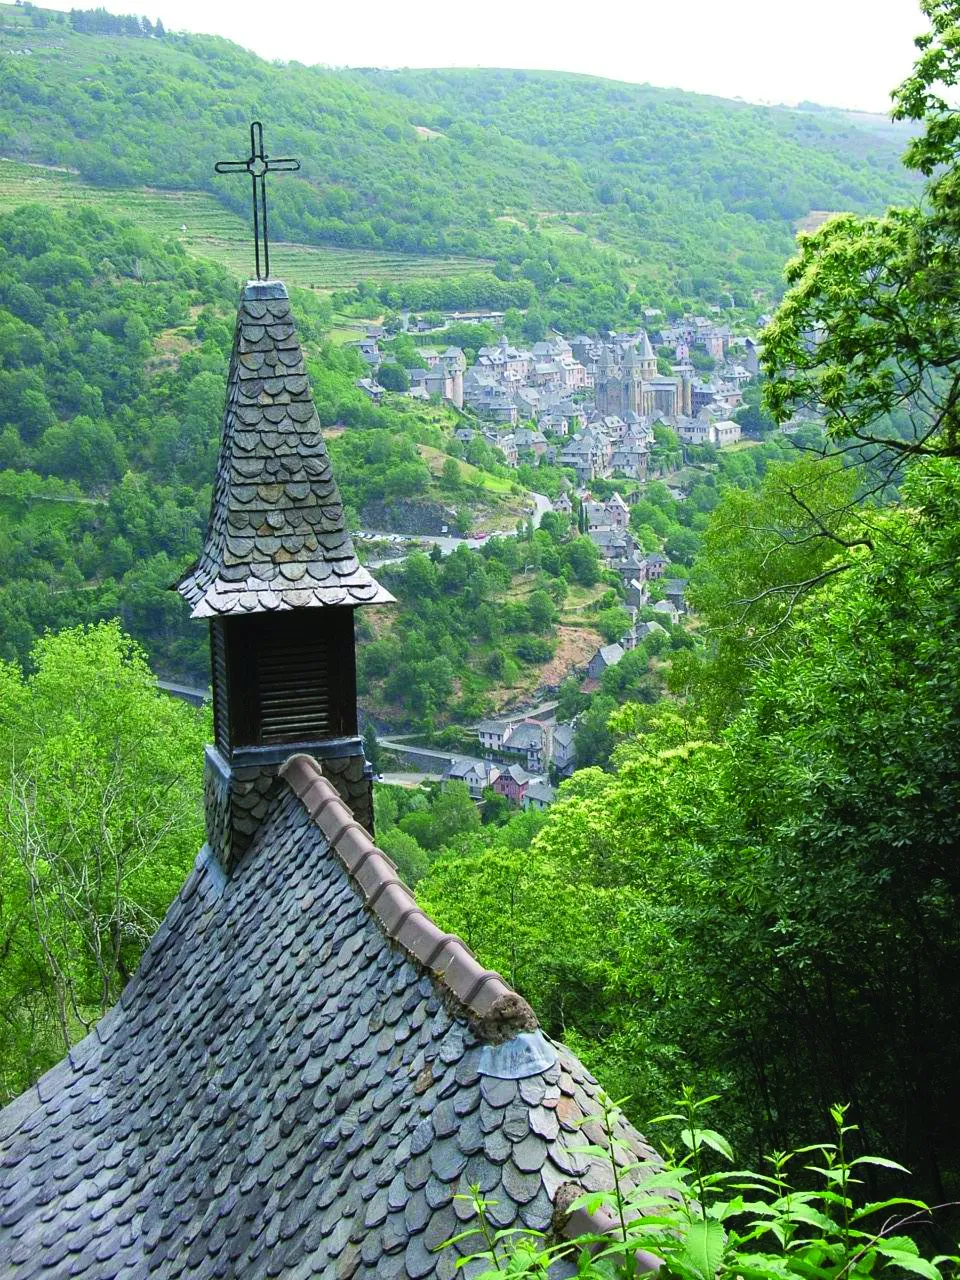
[0,758,660,1279]
[500,763,533,785]
[504,722,544,751]
[525,779,556,807]
[596,643,625,668]
[177,281,393,618]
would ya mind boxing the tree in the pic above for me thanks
[0,622,207,1098]
[674,454,866,727]
[573,694,617,768]
[362,721,382,775]
[522,310,546,343]
[480,787,510,824]
[565,536,600,586]
[439,456,462,492]
[527,589,556,633]
[664,527,701,567]
[376,363,409,392]
[595,605,632,643]
[399,781,479,851]
[376,826,430,886]
[763,3,960,464]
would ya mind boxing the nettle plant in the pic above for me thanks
[442,1091,958,1280]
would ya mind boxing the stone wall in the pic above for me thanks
[204,743,375,873]
[360,499,457,535]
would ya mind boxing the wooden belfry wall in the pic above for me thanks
[210,610,358,755]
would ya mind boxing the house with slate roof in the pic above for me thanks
[551,723,576,777]
[502,720,547,774]
[523,777,557,811]
[0,278,661,1280]
[444,757,500,800]
[587,642,625,680]
[493,762,535,805]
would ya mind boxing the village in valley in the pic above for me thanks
[355,313,759,473]
[354,311,765,810]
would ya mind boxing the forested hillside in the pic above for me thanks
[0,203,527,682]
[0,2,919,317]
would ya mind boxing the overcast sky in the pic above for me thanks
[47,0,928,113]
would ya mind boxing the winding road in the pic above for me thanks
[367,490,551,567]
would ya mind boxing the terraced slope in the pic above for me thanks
[0,3,920,307]
[0,160,490,288]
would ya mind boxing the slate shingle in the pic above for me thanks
[0,759,661,1278]
[177,281,393,618]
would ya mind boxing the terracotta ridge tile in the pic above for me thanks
[558,1198,661,1274]
[278,754,539,1043]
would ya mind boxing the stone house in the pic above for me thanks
[355,377,384,401]
[502,720,548,774]
[423,363,464,410]
[477,718,510,754]
[551,722,576,776]
[496,432,519,466]
[523,777,557,811]
[444,757,500,799]
[663,578,688,614]
[493,762,533,804]
[606,492,630,528]
[589,528,634,562]
[644,552,668,580]
[652,598,680,625]
[636,619,668,643]
[624,577,649,609]
[587,642,625,680]
[514,427,549,460]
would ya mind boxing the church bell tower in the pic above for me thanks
[178,280,393,871]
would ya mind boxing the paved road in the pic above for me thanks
[366,490,551,568]
[158,679,209,706]
[378,771,443,788]
[378,737,486,774]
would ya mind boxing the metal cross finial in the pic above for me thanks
[215,121,300,281]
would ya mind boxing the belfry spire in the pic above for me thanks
[178,280,393,868]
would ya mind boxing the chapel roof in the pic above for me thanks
[0,759,660,1280]
[177,281,393,618]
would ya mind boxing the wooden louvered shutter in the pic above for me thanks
[213,610,358,752]
[257,620,332,743]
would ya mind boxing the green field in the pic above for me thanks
[0,159,491,288]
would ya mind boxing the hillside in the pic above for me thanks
[0,4,920,317]
[0,203,535,688]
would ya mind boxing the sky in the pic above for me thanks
[44,0,928,113]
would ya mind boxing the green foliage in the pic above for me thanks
[376,362,409,392]
[361,527,593,728]
[674,453,865,726]
[0,621,207,1100]
[422,457,960,1187]
[595,605,632,644]
[763,4,960,463]
[446,1093,956,1280]
[0,8,920,322]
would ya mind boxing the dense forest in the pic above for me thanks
[0,1,920,323]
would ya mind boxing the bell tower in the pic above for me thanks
[178,280,393,871]
[622,342,643,416]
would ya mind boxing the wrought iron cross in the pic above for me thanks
[215,122,300,281]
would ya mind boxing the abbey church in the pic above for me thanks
[593,332,689,419]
